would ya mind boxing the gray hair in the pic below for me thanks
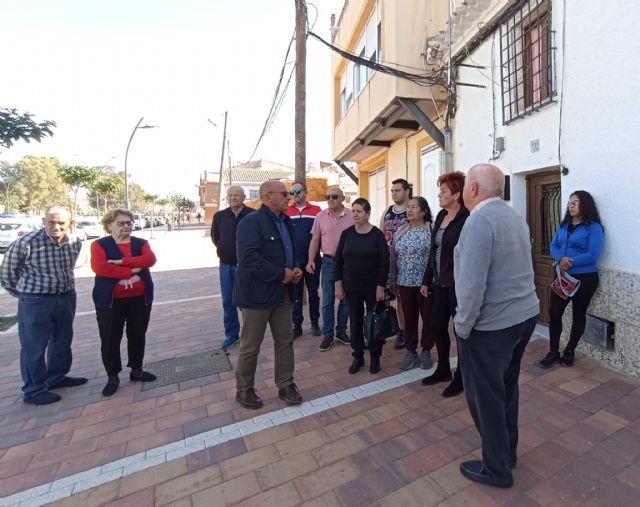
[101,208,133,233]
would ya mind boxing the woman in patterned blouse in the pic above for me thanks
[390,196,434,371]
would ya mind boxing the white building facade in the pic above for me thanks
[446,0,640,374]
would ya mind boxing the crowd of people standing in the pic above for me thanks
[0,163,605,491]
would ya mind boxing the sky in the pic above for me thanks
[0,0,344,200]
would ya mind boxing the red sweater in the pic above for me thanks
[90,240,157,299]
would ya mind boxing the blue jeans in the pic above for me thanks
[321,256,349,337]
[18,291,76,399]
[220,264,240,341]
[292,256,321,327]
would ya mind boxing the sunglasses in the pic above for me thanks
[325,194,340,200]
[290,189,304,196]
[116,220,133,227]
[568,199,580,206]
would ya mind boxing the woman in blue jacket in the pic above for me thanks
[538,191,604,368]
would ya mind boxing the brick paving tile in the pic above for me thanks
[0,454,30,480]
[186,438,247,473]
[390,445,449,483]
[55,443,127,479]
[298,490,342,507]
[311,433,369,466]
[234,481,302,507]
[582,409,629,435]
[334,465,407,507]
[525,469,598,507]
[436,484,501,507]
[255,451,318,490]
[616,460,640,489]
[275,428,329,458]
[182,411,235,437]
[191,472,261,506]
[554,422,608,456]
[565,445,632,487]
[605,393,640,422]
[243,421,297,451]
[154,464,222,506]
[48,480,120,507]
[125,425,185,456]
[219,444,282,481]
[583,478,640,507]
[0,463,59,497]
[428,453,479,496]
[118,457,188,498]
[519,439,579,479]
[293,458,360,500]
[599,427,640,462]
[106,487,155,507]
[378,473,448,507]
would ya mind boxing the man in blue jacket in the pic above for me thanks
[233,180,304,409]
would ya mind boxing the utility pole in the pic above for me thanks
[294,0,307,184]
[213,111,228,212]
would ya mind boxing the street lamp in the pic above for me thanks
[124,117,158,210]
[208,112,227,212]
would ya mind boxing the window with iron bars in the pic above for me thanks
[499,0,555,124]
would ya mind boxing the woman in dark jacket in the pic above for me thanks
[420,172,469,397]
[335,198,389,375]
[538,190,604,368]
[91,208,157,396]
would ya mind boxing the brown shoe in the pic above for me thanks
[236,389,263,409]
[278,383,303,405]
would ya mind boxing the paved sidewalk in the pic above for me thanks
[1,241,639,506]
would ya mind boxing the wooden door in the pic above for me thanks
[526,170,561,324]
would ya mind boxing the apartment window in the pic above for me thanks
[249,189,259,200]
[338,1,380,118]
[500,0,554,124]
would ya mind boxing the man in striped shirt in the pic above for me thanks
[1,206,86,405]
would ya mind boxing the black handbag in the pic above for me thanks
[364,301,400,343]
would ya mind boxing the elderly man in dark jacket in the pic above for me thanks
[233,180,304,409]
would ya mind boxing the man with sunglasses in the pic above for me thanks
[285,182,322,339]
[307,187,352,351]
[233,180,304,409]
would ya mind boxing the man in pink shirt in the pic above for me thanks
[306,187,353,351]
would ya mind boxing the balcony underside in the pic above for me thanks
[335,96,446,164]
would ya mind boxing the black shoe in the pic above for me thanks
[421,367,452,386]
[538,351,560,369]
[102,377,120,397]
[393,330,405,350]
[442,370,463,398]
[319,336,334,351]
[349,357,364,374]
[335,332,351,345]
[23,391,61,406]
[130,371,157,382]
[293,326,303,339]
[370,356,381,374]
[560,349,575,367]
[460,460,513,488]
[48,376,88,390]
[311,321,322,336]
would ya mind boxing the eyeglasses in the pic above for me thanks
[290,189,304,196]
[406,205,421,210]
[568,199,580,206]
[116,220,133,227]
[266,191,288,198]
[325,194,340,200]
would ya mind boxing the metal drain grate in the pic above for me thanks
[140,348,232,390]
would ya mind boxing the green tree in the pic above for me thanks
[0,107,56,151]
[0,162,21,211]
[58,165,99,214]
[90,175,123,215]
[12,156,69,213]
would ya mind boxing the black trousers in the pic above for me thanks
[549,272,599,353]
[397,285,434,353]
[458,314,538,481]
[431,284,458,372]
[346,289,383,359]
[96,296,152,376]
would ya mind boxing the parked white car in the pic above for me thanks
[0,221,43,252]
[76,218,103,239]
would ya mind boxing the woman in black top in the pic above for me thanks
[335,198,389,375]
[420,172,469,397]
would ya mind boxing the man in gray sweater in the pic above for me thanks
[454,164,539,488]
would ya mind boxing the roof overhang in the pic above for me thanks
[335,94,446,164]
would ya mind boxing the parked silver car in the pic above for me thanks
[0,221,43,252]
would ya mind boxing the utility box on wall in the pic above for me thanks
[584,314,615,351]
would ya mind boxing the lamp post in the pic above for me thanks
[124,117,158,210]
[208,112,227,212]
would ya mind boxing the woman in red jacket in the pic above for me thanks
[91,209,157,396]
